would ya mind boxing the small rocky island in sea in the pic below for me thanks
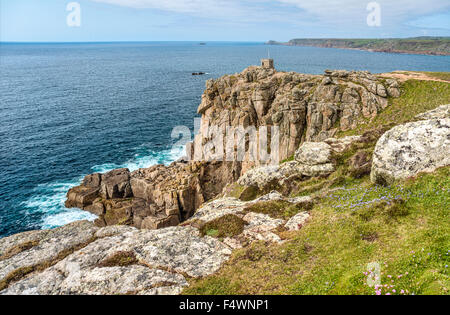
[0,60,449,295]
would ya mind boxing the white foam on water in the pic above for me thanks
[23,145,186,230]
[91,144,186,173]
[23,180,97,230]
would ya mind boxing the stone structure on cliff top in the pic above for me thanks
[65,65,400,231]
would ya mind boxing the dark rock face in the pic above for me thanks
[99,168,132,200]
[66,161,241,230]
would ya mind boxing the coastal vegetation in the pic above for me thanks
[339,76,450,137]
[267,37,450,56]
[184,164,449,295]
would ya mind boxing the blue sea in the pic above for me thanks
[1,42,449,237]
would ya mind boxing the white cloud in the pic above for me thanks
[277,0,450,25]
[90,0,450,27]
[91,0,245,17]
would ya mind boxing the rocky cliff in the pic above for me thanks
[65,66,400,231]
[189,66,400,169]
[1,95,448,294]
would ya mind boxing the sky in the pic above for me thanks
[1,0,450,42]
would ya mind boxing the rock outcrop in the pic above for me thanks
[415,104,449,120]
[236,136,362,195]
[371,118,450,185]
[66,66,399,230]
[189,67,398,170]
[184,191,313,249]
[1,190,313,295]
[0,222,232,295]
[66,161,241,229]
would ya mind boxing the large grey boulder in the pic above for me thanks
[371,119,450,185]
[0,221,99,288]
[295,142,332,165]
[236,137,363,192]
[415,104,449,120]
[237,162,300,190]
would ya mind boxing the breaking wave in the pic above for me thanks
[23,145,186,230]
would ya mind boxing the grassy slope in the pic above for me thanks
[185,168,449,296]
[183,75,450,295]
[421,72,450,82]
[339,78,450,137]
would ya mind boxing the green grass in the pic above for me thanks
[184,167,449,295]
[98,251,139,268]
[420,72,450,82]
[339,79,450,137]
[199,214,248,239]
[286,38,450,55]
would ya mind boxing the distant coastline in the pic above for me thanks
[267,37,450,56]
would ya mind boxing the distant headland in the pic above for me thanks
[266,37,450,56]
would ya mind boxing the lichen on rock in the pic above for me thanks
[371,118,450,185]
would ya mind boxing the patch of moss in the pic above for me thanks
[206,229,219,237]
[239,185,261,201]
[223,183,245,199]
[290,177,331,197]
[200,214,247,239]
[0,240,40,261]
[98,251,139,268]
[242,241,270,262]
[280,155,295,164]
[0,266,35,291]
